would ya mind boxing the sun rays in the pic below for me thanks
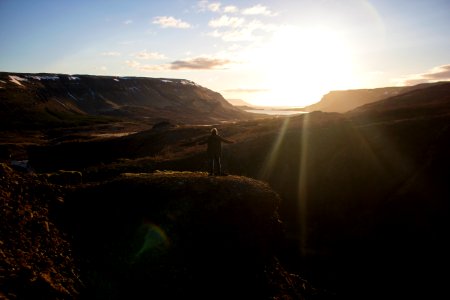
[258,113,312,255]
[259,117,291,179]
[297,113,311,255]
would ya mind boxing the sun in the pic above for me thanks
[250,26,358,107]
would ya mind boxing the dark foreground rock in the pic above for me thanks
[0,163,82,299]
[1,167,329,299]
[64,171,327,299]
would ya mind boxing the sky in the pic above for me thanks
[1,0,449,107]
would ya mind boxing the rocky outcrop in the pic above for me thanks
[64,171,322,299]
[1,166,324,299]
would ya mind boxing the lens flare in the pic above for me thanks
[134,221,170,259]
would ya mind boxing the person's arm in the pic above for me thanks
[197,135,209,145]
[219,136,235,144]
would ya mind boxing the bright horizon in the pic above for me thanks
[1,0,449,107]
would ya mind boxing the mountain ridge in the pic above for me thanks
[0,72,253,129]
[302,81,450,113]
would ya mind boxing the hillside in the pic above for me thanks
[0,72,253,130]
[302,81,449,113]
[348,81,450,121]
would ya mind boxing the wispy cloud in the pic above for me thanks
[153,16,191,29]
[223,88,270,93]
[126,56,232,71]
[209,20,277,42]
[125,60,140,68]
[208,2,221,12]
[242,4,277,16]
[123,20,133,25]
[170,57,231,70]
[198,1,277,16]
[101,51,121,56]
[209,15,245,28]
[396,64,450,85]
[203,2,278,42]
[198,1,222,13]
[223,5,238,13]
[133,50,167,60]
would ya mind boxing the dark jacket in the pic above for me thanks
[206,134,233,156]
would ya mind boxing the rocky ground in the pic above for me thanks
[0,163,82,299]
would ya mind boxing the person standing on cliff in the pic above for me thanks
[201,128,234,176]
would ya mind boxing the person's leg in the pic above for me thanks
[216,155,222,175]
[209,157,214,175]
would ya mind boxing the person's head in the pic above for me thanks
[211,128,218,135]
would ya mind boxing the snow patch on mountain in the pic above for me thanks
[67,92,78,101]
[27,75,59,81]
[55,99,67,108]
[9,75,28,86]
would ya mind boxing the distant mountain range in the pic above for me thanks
[226,98,253,107]
[302,81,449,113]
[0,72,252,129]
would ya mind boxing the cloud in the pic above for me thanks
[396,64,450,85]
[169,57,231,70]
[242,4,277,16]
[101,51,121,56]
[423,64,450,80]
[126,60,167,71]
[209,15,245,28]
[209,20,277,42]
[208,2,221,12]
[198,1,222,13]
[125,60,141,68]
[198,1,278,16]
[126,56,232,71]
[153,16,191,29]
[224,5,238,13]
[133,50,167,60]
[223,88,270,93]
[123,20,133,25]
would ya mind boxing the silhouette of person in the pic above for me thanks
[202,128,234,176]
